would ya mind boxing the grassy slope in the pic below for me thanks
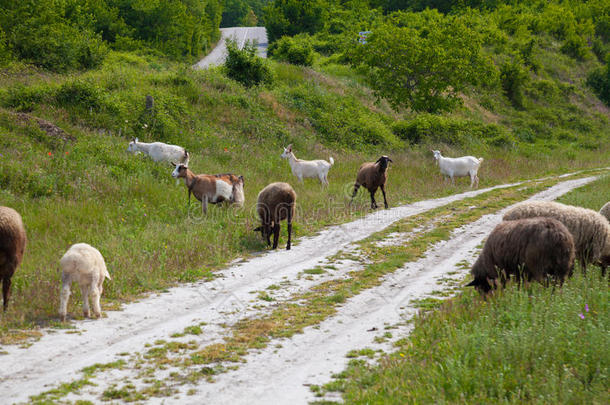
[0,43,608,337]
[319,175,610,404]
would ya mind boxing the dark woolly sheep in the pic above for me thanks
[503,200,610,275]
[0,206,27,311]
[467,217,575,294]
[350,156,392,209]
[254,182,296,250]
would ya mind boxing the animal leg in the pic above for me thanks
[370,188,378,209]
[2,277,11,312]
[90,286,102,318]
[380,184,389,209]
[59,281,71,321]
[350,183,360,205]
[298,175,304,184]
[272,223,280,249]
[286,207,293,251]
[80,283,91,318]
[202,195,208,215]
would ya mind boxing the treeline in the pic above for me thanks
[0,0,223,71]
[263,0,610,109]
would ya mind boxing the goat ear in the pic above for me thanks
[388,158,393,163]
[287,144,292,151]
[465,279,478,287]
[375,157,383,163]
[253,226,262,232]
[171,162,177,167]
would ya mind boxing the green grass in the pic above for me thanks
[0,47,608,340]
[320,175,610,404]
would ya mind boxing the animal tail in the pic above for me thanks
[104,268,112,280]
[478,157,484,164]
[329,157,334,166]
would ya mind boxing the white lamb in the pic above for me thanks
[432,150,484,188]
[127,138,189,165]
[59,243,111,321]
[280,144,334,185]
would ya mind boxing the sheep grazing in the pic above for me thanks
[0,206,27,312]
[600,202,610,223]
[254,182,296,250]
[467,217,575,294]
[432,150,483,188]
[171,163,244,214]
[127,138,189,165]
[350,156,392,209]
[503,200,610,275]
[59,243,111,321]
[280,144,334,185]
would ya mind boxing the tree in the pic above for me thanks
[264,0,328,42]
[351,10,496,112]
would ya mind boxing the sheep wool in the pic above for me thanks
[0,206,27,311]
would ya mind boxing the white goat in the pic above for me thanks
[127,138,189,165]
[432,150,484,188]
[280,144,334,185]
[59,243,111,321]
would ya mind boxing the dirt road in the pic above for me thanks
[0,174,600,403]
[193,27,267,70]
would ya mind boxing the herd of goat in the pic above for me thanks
[0,137,608,322]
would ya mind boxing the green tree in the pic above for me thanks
[224,39,273,87]
[352,10,496,112]
[264,0,328,42]
[221,0,250,27]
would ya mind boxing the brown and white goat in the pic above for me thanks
[350,156,392,209]
[171,163,244,215]
[254,182,296,250]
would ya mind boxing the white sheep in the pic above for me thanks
[504,201,610,275]
[280,144,334,185]
[432,150,484,188]
[127,138,189,165]
[59,243,111,321]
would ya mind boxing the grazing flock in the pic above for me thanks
[0,138,608,321]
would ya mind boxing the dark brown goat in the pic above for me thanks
[0,206,27,311]
[254,182,296,250]
[350,156,392,209]
[467,217,575,294]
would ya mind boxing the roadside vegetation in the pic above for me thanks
[0,0,608,353]
[314,174,609,404]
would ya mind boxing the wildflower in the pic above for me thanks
[65,151,69,155]
[144,213,147,217]
[579,313,585,320]
[224,147,228,152]
[585,304,589,312]
[399,353,405,357]
[48,152,52,156]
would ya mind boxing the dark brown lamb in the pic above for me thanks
[350,156,392,209]
[255,182,296,250]
[0,206,27,311]
[467,217,575,294]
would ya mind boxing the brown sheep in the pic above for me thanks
[0,206,27,312]
[503,201,610,275]
[350,156,392,209]
[254,182,296,250]
[467,217,575,294]
[171,163,244,215]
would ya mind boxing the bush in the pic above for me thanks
[392,115,508,146]
[224,39,273,87]
[11,22,107,71]
[55,80,105,111]
[269,35,315,66]
[500,59,529,108]
[560,34,590,61]
[586,58,610,106]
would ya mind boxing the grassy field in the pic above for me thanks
[0,48,608,338]
[317,174,610,404]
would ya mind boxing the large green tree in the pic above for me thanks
[264,0,328,42]
[352,10,496,112]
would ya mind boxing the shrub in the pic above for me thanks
[586,58,610,106]
[11,22,107,71]
[560,34,590,61]
[269,35,315,66]
[55,80,105,111]
[224,39,273,87]
[500,58,529,108]
[2,84,53,112]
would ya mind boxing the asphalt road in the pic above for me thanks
[193,27,268,69]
